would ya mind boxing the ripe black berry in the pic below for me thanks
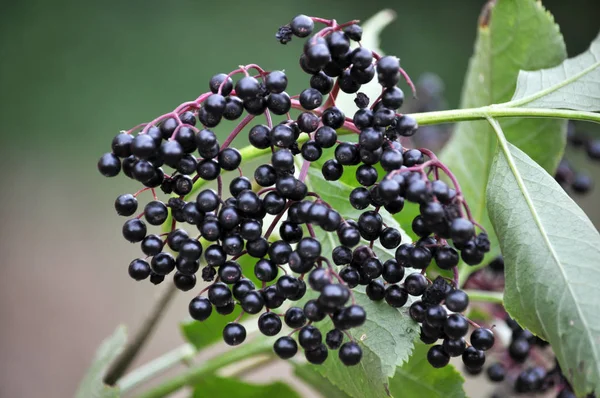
[382,87,404,109]
[235,76,260,100]
[450,218,475,246]
[152,252,175,275]
[232,279,254,301]
[276,274,302,298]
[305,344,329,364]
[208,282,233,307]
[509,338,530,362]
[246,237,269,258]
[442,337,466,357]
[269,240,292,264]
[115,194,138,217]
[218,148,242,171]
[380,227,402,249]
[142,201,167,226]
[376,56,400,87]
[122,219,147,243]
[487,363,505,382]
[409,301,427,323]
[240,290,264,314]
[189,296,213,321]
[290,14,314,37]
[444,290,469,313]
[215,301,236,315]
[318,284,350,312]
[333,144,358,167]
[218,261,242,284]
[322,107,345,129]
[140,235,164,256]
[258,312,283,336]
[98,153,121,177]
[339,342,362,366]
[254,259,278,282]
[221,96,243,120]
[385,285,409,308]
[315,126,337,148]
[272,149,295,171]
[298,325,322,351]
[273,336,298,359]
[444,314,469,339]
[128,259,151,280]
[382,259,404,283]
[301,140,322,161]
[284,307,307,328]
[425,304,447,327]
[299,88,323,110]
[462,346,485,370]
[173,272,196,291]
[427,345,450,368]
[223,323,246,346]
[404,272,428,296]
[434,246,459,270]
[265,70,288,93]
[131,134,158,159]
[366,279,385,301]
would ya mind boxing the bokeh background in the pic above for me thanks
[0,1,598,397]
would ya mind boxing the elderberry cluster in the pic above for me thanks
[402,276,495,371]
[97,14,490,369]
[453,257,588,397]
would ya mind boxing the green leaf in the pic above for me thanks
[191,376,301,398]
[389,344,466,398]
[303,167,419,398]
[293,364,350,398]
[510,31,600,111]
[486,119,600,397]
[75,326,127,398]
[439,0,567,268]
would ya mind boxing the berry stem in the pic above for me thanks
[221,114,255,149]
[452,266,459,288]
[263,202,291,239]
[399,67,417,98]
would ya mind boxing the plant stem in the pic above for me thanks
[412,106,600,125]
[463,289,504,304]
[118,343,196,393]
[103,282,178,386]
[135,339,273,398]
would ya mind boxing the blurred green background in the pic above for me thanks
[0,1,598,397]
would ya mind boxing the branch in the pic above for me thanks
[118,343,196,393]
[412,106,600,125]
[103,281,178,386]
[135,338,273,398]
[462,289,504,304]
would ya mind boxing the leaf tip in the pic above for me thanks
[478,0,496,28]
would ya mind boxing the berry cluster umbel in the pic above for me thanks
[98,14,490,368]
[455,256,584,398]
